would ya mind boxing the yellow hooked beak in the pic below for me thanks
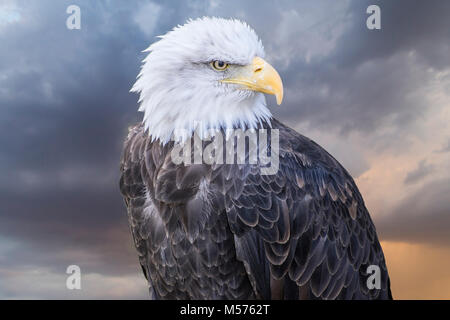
[221,57,284,105]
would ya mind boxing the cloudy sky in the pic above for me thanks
[0,0,449,299]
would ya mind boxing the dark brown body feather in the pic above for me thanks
[119,119,392,299]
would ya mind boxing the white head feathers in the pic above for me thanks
[131,17,272,144]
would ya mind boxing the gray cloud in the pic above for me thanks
[275,0,450,143]
[404,160,435,185]
[378,178,450,246]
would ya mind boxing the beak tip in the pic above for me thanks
[276,91,283,105]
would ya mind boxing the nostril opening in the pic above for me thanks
[254,67,262,73]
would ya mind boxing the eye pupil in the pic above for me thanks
[212,60,228,70]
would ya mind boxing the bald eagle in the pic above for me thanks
[120,17,392,300]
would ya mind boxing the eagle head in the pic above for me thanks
[131,17,283,143]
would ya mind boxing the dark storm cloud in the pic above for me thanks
[0,0,149,287]
[378,178,450,246]
[273,0,450,140]
[404,159,435,185]
[0,0,449,298]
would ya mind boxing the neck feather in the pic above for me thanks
[138,91,273,144]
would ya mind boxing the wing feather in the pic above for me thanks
[120,120,392,300]
[222,119,392,299]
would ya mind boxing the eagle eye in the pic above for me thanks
[211,60,229,71]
